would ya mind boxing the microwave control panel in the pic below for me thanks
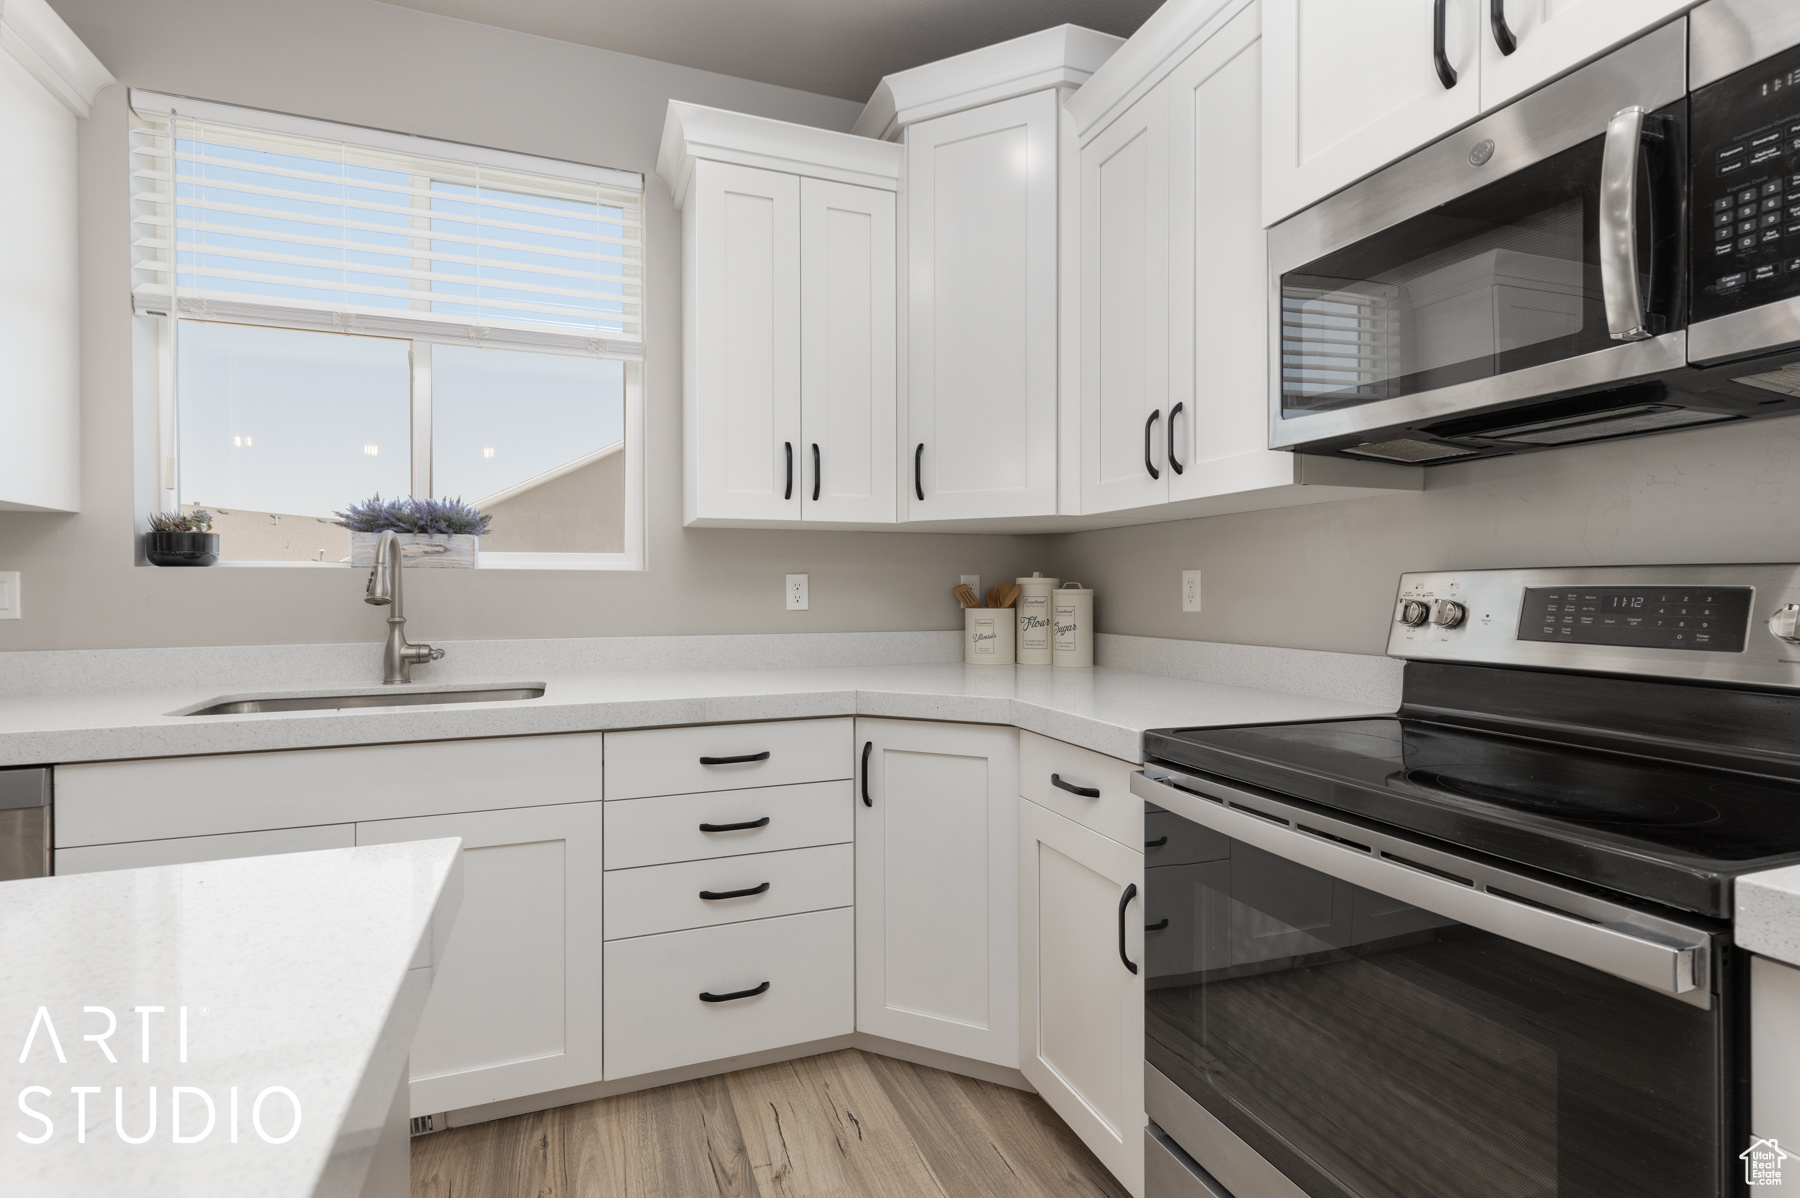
[1691,37,1800,323]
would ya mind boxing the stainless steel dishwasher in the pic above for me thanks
[0,767,51,880]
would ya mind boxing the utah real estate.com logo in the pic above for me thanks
[1745,1137,1792,1187]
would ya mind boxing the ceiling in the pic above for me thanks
[374,0,1163,101]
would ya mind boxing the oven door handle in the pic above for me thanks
[1599,105,1652,342]
[1131,769,1710,1005]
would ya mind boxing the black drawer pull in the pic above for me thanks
[698,817,771,833]
[1145,836,1169,848]
[1433,0,1458,89]
[1490,0,1516,55]
[699,751,770,766]
[1051,773,1101,798]
[1118,883,1139,975]
[784,442,793,500]
[1143,409,1161,480]
[861,740,873,807]
[699,882,771,901]
[699,981,770,1003]
[1146,918,1170,932]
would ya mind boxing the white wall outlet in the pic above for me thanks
[0,572,18,620]
[960,574,981,597]
[1182,570,1202,613]
[786,573,809,611]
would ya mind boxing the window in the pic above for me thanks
[129,91,644,567]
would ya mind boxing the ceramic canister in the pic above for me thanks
[1052,581,1094,668]
[1014,573,1061,665]
[965,607,1016,664]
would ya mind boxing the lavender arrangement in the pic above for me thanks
[333,495,492,538]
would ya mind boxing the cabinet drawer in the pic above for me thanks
[604,843,852,940]
[1145,806,1229,868]
[56,824,356,875]
[1019,731,1142,851]
[603,906,853,1078]
[603,780,852,870]
[604,718,852,800]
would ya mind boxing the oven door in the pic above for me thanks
[1133,768,1735,1198]
[1268,20,1692,463]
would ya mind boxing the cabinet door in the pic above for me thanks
[686,160,801,523]
[855,718,1019,1066]
[1480,0,1694,111]
[1079,86,1170,515]
[1263,0,1482,225]
[356,802,604,1114]
[1168,4,1290,502]
[800,178,897,523]
[903,91,1059,520]
[1020,799,1144,1196]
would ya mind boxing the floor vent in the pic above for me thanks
[411,1114,444,1137]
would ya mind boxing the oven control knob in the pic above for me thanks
[1395,599,1431,627]
[1771,604,1800,643]
[1430,599,1467,629]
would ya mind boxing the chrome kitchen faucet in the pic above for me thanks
[364,530,445,684]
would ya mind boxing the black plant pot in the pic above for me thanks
[145,530,221,567]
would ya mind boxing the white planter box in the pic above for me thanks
[348,532,479,568]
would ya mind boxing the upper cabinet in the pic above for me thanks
[0,0,113,513]
[658,103,901,527]
[1262,0,1697,224]
[1069,0,1419,519]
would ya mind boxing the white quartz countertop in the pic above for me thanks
[0,661,1394,768]
[1738,864,1800,968]
[0,839,462,1197]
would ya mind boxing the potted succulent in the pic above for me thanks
[335,495,491,569]
[145,510,220,566]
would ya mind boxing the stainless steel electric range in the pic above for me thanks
[1133,565,1800,1198]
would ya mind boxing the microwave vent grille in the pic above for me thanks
[1341,439,1477,463]
[1736,363,1800,399]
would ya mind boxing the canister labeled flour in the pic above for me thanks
[1014,573,1060,665]
[1052,582,1093,668]
[965,607,1016,664]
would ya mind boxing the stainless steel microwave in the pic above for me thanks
[1268,0,1800,466]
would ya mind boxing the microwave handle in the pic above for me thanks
[1599,105,1653,342]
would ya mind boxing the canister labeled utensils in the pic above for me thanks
[965,607,1016,664]
[1052,582,1093,668]
[1015,573,1060,665]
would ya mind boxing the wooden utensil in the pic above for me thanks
[953,584,981,609]
[996,583,1021,609]
[987,586,1001,609]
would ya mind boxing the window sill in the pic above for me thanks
[151,555,643,572]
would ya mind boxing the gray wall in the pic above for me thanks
[0,0,1046,651]
[1047,413,1800,657]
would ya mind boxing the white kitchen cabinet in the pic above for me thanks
[657,102,902,527]
[902,91,1061,521]
[56,823,355,874]
[1480,0,1695,111]
[1754,955,1800,1159]
[1020,797,1145,1196]
[1262,0,1481,225]
[0,1,111,512]
[356,801,605,1115]
[1078,86,1170,515]
[855,717,1019,1067]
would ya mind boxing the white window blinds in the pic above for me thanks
[129,91,644,358]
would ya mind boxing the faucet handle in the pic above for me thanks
[427,647,446,662]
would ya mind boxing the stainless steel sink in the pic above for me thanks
[183,686,546,716]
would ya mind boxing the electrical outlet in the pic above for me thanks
[960,574,981,597]
[786,573,809,611]
[1182,570,1202,613]
[0,572,18,620]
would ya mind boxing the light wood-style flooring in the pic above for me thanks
[411,1049,1131,1198]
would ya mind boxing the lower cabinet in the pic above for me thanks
[855,717,1020,1067]
[1020,797,1146,1197]
[356,801,606,1115]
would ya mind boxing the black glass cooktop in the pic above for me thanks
[1145,710,1800,918]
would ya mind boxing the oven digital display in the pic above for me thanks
[1518,586,1752,651]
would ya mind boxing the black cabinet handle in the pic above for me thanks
[1489,0,1516,55]
[699,751,771,766]
[1051,773,1101,798]
[861,740,873,807]
[784,442,794,500]
[698,817,771,833]
[1145,836,1168,848]
[699,882,771,901]
[812,443,821,501]
[1167,401,1184,475]
[914,443,925,502]
[1118,883,1139,974]
[1433,0,1458,89]
[699,981,770,1003]
[1146,918,1170,932]
[1143,410,1161,480]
